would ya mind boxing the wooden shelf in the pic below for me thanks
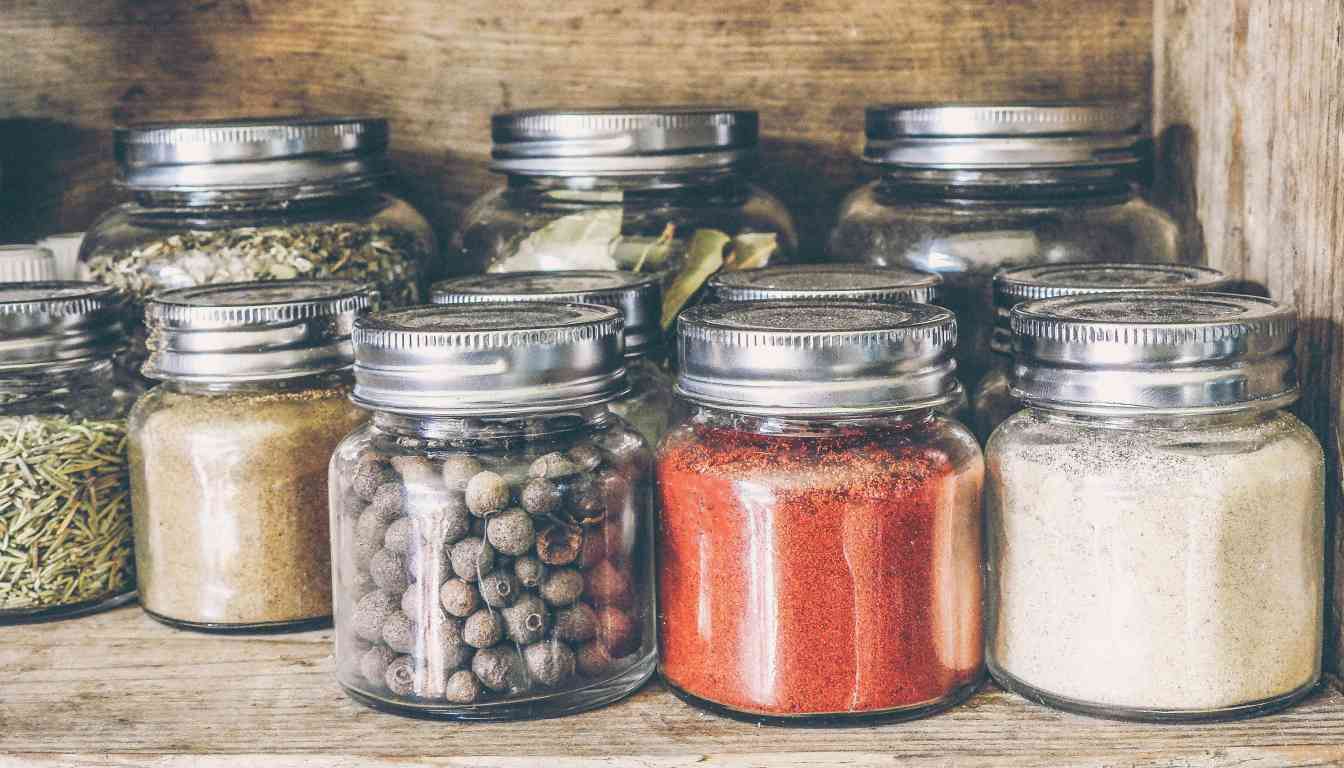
[3,606,1342,766]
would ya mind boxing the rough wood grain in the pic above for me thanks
[0,608,1341,767]
[1154,0,1344,676]
[0,0,1151,258]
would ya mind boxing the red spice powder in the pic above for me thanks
[656,421,983,717]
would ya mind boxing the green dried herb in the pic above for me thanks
[0,415,134,613]
[661,229,730,330]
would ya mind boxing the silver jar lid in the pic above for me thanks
[990,262,1232,354]
[352,303,627,416]
[708,264,941,305]
[676,301,958,416]
[490,107,757,175]
[0,245,58,282]
[1011,293,1298,415]
[430,271,661,354]
[116,116,390,191]
[0,282,124,370]
[142,280,374,382]
[864,102,1142,169]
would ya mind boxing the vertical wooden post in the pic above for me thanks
[1154,1,1344,677]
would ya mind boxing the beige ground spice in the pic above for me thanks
[130,383,366,627]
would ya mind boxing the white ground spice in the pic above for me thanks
[986,409,1324,712]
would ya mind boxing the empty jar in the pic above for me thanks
[453,107,798,326]
[972,262,1230,440]
[330,303,655,719]
[986,292,1324,721]
[827,103,1190,389]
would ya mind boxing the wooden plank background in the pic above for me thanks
[1154,0,1344,676]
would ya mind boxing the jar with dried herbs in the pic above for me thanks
[80,117,435,376]
[330,303,654,719]
[0,282,138,623]
[453,108,797,329]
[128,281,372,631]
[432,271,672,444]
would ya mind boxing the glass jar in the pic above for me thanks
[0,282,137,622]
[972,262,1230,440]
[330,303,654,719]
[454,108,797,326]
[80,117,436,376]
[827,103,1190,389]
[432,270,672,445]
[658,302,984,723]
[986,292,1324,721]
[128,280,372,631]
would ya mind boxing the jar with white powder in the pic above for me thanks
[985,292,1324,721]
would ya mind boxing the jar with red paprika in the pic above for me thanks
[656,301,984,723]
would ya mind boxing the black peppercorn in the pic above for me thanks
[449,536,495,582]
[566,443,604,473]
[576,639,615,678]
[485,507,535,556]
[524,640,577,688]
[382,609,415,654]
[444,668,481,703]
[463,608,503,648]
[441,454,484,491]
[539,567,584,607]
[359,644,396,686]
[553,603,598,643]
[369,548,410,594]
[536,524,582,566]
[513,556,546,589]
[520,477,562,516]
[353,590,397,643]
[465,470,510,516]
[351,456,393,501]
[471,646,525,693]
[530,452,579,480]
[502,593,550,645]
[440,578,480,618]
[385,655,417,697]
[477,570,520,609]
[383,517,414,553]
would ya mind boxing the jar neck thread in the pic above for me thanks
[878,166,1137,203]
[130,178,382,209]
[504,169,748,197]
[1025,405,1276,431]
[371,406,613,441]
[162,370,352,396]
[689,403,938,435]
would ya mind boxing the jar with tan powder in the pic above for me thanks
[128,280,372,631]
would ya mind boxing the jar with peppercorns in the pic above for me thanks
[329,301,654,719]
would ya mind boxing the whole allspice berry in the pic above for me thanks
[370,481,405,516]
[524,640,577,688]
[359,644,397,686]
[434,492,472,545]
[450,536,495,582]
[485,508,535,556]
[465,470,510,516]
[369,548,411,594]
[356,502,401,546]
[351,456,394,501]
[539,567,584,607]
[472,646,525,693]
[401,584,424,617]
[463,608,504,649]
[536,524,582,566]
[520,477,562,515]
[530,452,580,480]
[576,639,615,678]
[578,529,606,569]
[502,593,550,645]
[391,455,441,488]
[352,534,382,572]
[514,556,546,589]
[383,517,414,553]
[566,443,604,472]
[596,605,639,657]
[553,603,598,643]
[444,669,482,704]
[382,610,416,654]
[385,655,417,697]
[477,570,520,609]
[440,578,480,618]
[584,559,633,609]
[353,590,398,643]
[442,454,484,491]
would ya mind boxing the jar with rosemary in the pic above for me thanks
[128,280,372,631]
[330,303,655,719]
[0,282,139,622]
[80,117,435,376]
[453,108,798,328]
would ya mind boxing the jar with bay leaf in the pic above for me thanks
[80,117,435,377]
[0,282,138,622]
[128,280,372,631]
[454,108,798,329]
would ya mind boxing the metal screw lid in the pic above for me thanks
[490,107,757,176]
[0,281,124,370]
[708,264,941,305]
[352,303,628,416]
[990,262,1232,354]
[1011,292,1298,415]
[0,245,57,283]
[430,271,661,354]
[116,116,390,192]
[676,301,959,416]
[864,102,1143,169]
[142,279,374,382]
